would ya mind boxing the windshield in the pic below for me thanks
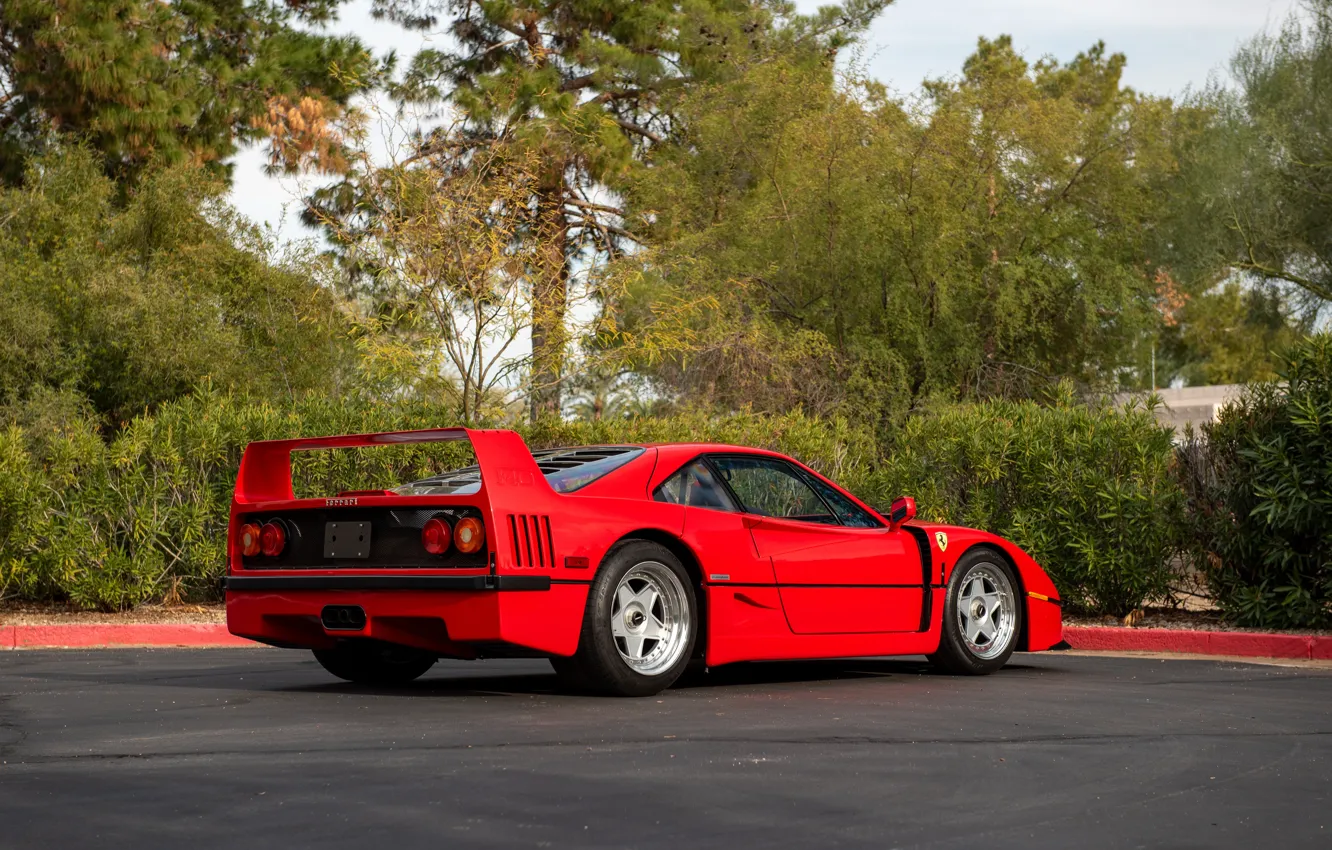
[394,446,644,496]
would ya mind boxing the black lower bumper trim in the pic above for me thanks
[224,574,551,591]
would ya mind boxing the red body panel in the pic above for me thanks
[746,517,923,635]
[225,428,1062,664]
[906,523,1065,653]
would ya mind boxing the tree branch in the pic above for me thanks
[567,212,644,245]
[563,197,625,217]
[1233,261,1332,301]
[592,88,649,104]
[560,72,599,92]
[612,116,663,144]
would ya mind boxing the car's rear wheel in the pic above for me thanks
[313,641,437,685]
[928,547,1022,675]
[553,541,698,697]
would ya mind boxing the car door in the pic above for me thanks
[708,454,924,635]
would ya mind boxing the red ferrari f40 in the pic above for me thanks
[224,428,1063,696]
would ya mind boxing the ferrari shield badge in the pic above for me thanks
[935,531,949,552]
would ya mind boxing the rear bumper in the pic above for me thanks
[225,579,588,658]
[224,574,551,591]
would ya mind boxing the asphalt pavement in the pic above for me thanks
[1,649,1329,849]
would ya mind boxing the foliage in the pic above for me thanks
[314,130,545,421]
[0,0,376,185]
[1157,280,1310,386]
[865,390,1184,616]
[1177,333,1332,628]
[310,0,890,417]
[0,147,357,422]
[0,385,1179,615]
[1169,0,1332,307]
[609,38,1197,428]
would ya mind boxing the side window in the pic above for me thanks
[653,460,737,511]
[709,457,836,524]
[802,474,882,528]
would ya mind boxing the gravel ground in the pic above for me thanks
[0,603,226,625]
[1065,607,1331,636]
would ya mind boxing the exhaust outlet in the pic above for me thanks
[321,605,367,631]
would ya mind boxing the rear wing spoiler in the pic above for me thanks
[234,427,554,508]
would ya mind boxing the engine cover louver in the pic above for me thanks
[507,514,555,569]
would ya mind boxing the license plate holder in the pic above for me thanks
[324,521,371,559]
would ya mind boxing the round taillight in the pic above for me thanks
[422,517,451,555]
[454,517,484,554]
[239,522,262,557]
[260,521,286,557]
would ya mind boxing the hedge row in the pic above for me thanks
[0,391,877,610]
[0,386,1185,615]
[1178,334,1332,629]
[867,395,1183,616]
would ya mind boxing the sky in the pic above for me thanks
[226,0,1304,243]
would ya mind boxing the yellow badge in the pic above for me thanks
[935,531,949,552]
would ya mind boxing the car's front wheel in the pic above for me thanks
[553,541,698,697]
[313,641,437,685]
[928,547,1023,675]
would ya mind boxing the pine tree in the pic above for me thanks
[0,0,376,185]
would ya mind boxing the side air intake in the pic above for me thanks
[507,514,555,569]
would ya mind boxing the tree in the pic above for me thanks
[1170,0,1332,308]
[606,38,1194,426]
[0,147,356,422]
[342,0,890,418]
[314,125,544,423]
[0,0,376,185]
[1157,280,1310,386]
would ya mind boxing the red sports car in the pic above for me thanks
[225,428,1063,696]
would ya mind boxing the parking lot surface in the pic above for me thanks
[1,649,1329,849]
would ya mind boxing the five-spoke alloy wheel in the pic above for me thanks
[553,540,698,696]
[610,561,692,676]
[929,547,1023,675]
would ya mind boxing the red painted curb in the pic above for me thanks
[2,623,256,650]
[1311,637,1332,661]
[1064,626,1323,660]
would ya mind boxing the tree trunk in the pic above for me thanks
[529,168,569,420]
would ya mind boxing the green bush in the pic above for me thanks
[0,385,1185,615]
[865,391,1185,616]
[0,390,875,609]
[1178,334,1332,629]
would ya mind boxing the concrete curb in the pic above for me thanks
[1064,625,1332,660]
[0,623,256,650]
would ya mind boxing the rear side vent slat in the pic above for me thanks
[508,515,522,567]
[543,516,555,569]
[531,515,544,567]
[506,514,555,568]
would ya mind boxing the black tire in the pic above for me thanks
[313,641,437,685]
[928,547,1023,675]
[553,540,698,697]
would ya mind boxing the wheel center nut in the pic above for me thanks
[624,606,647,632]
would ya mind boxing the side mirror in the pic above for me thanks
[887,496,916,529]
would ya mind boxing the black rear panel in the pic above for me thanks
[239,506,487,570]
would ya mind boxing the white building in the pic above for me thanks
[1111,384,1246,435]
